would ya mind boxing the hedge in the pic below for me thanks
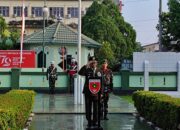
[0,90,35,130]
[133,91,180,130]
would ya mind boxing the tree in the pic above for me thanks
[82,0,139,65]
[96,41,115,67]
[161,0,180,51]
[0,16,20,50]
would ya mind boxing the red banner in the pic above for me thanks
[0,50,35,68]
[89,79,101,95]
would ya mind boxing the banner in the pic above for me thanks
[0,50,35,68]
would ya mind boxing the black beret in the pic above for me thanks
[88,56,96,61]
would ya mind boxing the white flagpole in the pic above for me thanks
[20,0,25,68]
[77,0,82,104]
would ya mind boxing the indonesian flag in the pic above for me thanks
[89,79,101,94]
[20,0,25,67]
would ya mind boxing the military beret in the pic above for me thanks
[88,56,96,61]
[103,59,108,64]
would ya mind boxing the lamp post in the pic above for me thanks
[42,0,48,71]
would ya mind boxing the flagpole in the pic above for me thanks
[20,0,25,68]
[77,0,82,104]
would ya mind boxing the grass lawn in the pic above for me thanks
[120,95,134,104]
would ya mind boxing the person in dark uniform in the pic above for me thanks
[67,58,77,93]
[46,61,58,94]
[78,56,102,127]
[101,59,113,120]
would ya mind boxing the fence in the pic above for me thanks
[0,68,178,92]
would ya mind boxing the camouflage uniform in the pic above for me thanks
[101,68,113,120]
[47,66,58,94]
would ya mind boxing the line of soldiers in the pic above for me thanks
[78,56,113,128]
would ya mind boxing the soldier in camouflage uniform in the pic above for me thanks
[101,59,113,120]
[46,61,58,94]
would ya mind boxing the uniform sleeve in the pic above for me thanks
[55,68,58,80]
[78,65,87,76]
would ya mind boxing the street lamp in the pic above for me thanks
[42,0,48,72]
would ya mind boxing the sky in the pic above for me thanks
[121,0,169,45]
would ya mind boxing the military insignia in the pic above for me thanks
[97,72,101,77]
[89,79,101,94]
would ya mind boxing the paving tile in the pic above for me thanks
[29,114,154,130]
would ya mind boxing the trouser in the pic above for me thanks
[85,94,98,126]
[69,75,74,93]
[49,77,56,94]
[101,92,109,118]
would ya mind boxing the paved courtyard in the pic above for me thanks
[30,94,154,130]
[33,94,136,113]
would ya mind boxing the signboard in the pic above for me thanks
[0,50,35,68]
[89,79,101,95]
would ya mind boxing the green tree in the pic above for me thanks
[82,0,139,65]
[161,0,180,51]
[0,16,20,49]
[96,41,115,66]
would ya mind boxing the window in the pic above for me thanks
[67,7,78,18]
[13,6,28,17]
[32,7,43,17]
[0,6,9,17]
[49,7,64,18]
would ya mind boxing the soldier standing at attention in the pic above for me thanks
[78,56,102,127]
[46,61,58,94]
[101,59,113,120]
[68,58,77,93]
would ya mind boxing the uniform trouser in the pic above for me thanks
[85,94,98,126]
[69,75,74,93]
[101,93,109,118]
[49,77,56,94]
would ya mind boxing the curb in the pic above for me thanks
[133,113,163,130]
[23,113,35,130]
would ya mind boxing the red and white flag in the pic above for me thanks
[20,0,25,67]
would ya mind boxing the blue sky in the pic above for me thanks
[121,0,169,45]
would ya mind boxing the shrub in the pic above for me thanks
[133,91,180,130]
[0,90,35,130]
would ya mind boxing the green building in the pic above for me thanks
[23,21,101,71]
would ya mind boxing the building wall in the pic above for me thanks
[142,43,159,52]
[133,52,180,72]
[27,44,94,71]
[0,0,93,24]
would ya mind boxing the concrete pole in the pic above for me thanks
[80,77,84,104]
[177,61,180,92]
[74,77,78,104]
[144,60,149,91]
